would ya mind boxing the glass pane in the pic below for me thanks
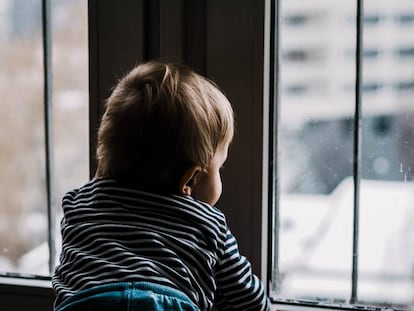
[52,0,88,204]
[0,0,48,275]
[276,0,356,302]
[51,0,89,270]
[275,0,414,308]
[0,0,88,276]
[359,0,414,307]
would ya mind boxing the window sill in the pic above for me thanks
[0,273,51,288]
[272,299,405,311]
[0,275,54,310]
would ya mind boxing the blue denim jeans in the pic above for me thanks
[55,281,200,311]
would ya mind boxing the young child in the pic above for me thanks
[52,61,271,311]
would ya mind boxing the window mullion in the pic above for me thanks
[351,0,364,304]
[270,0,281,295]
[42,0,56,275]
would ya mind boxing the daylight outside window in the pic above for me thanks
[273,0,414,308]
[0,0,88,276]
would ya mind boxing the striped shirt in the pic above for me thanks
[52,178,270,311]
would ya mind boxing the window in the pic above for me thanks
[363,15,383,25]
[271,0,414,309]
[394,81,414,92]
[395,14,414,25]
[283,14,317,27]
[0,0,45,275]
[1,1,413,310]
[362,48,380,59]
[284,84,309,95]
[283,49,323,63]
[362,82,384,93]
[395,47,414,58]
[0,0,88,277]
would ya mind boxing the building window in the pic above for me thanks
[271,0,414,309]
[283,49,323,63]
[283,14,319,27]
[395,47,414,58]
[362,82,384,93]
[0,0,88,277]
[394,80,414,92]
[395,13,414,25]
[362,48,380,59]
[284,84,309,95]
[283,50,310,62]
[363,14,383,25]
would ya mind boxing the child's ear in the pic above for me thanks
[179,166,202,196]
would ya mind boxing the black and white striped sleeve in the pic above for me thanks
[214,229,271,311]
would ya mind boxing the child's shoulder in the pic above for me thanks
[62,178,115,201]
[170,194,228,230]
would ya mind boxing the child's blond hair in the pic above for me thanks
[95,61,234,192]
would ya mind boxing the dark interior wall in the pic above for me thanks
[205,0,266,275]
[88,0,146,172]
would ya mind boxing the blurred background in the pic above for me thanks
[277,0,414,307]
[0,0,88,275]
